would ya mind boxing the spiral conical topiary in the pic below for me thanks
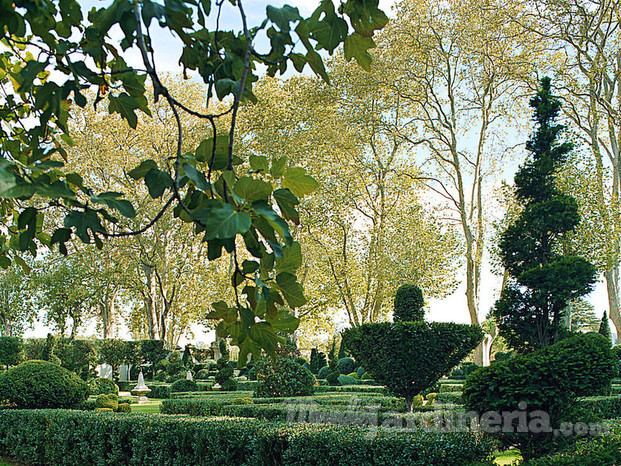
[494,77,597,352]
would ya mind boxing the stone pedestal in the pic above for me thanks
[131,371,151,404]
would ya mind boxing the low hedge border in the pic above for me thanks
[0,409,495,465]
[578,396,621,419]
[314,385,387,394]
[160,399,454,426]
[436,392,464,405]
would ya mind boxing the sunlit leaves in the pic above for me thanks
[192,201,252,240]
[281,167,319,197]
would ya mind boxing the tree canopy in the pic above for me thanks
[0,0,388,358]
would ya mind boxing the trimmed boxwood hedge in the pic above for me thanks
[0,360,89,409]
[578,396,621,419]
[0,409,495,465]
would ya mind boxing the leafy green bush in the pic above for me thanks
[309,348,327,374]
[578,396,621,419]
[393,284,425,322]
[117,403,131,413]
[337,375,358,386]
[255,356,315,398]
[343,321,483,410]
[523,435,621,465]
[220,378,238,391]
[146,384,170,399]
[89,377,119,396]
[0,360,88,408]
[435,392,464,404]
[170,379,198,393]
[195,369,211,379]
[96,393,118,411]
[463,333,616,459]
[338,357,356,374]
[0,409,496,465]
[317,365,331,379]
[0,336,22,368]
[166,360,185,376]
[356,366,366,377]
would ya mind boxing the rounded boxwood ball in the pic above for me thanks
[170,378,198,392]
[89,377,119,396]
[317,365,331,379]
[0,359,89,408]
[254,356,315,398]
[338,357,356,375]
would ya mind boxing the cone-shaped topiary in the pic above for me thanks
[599,311,612,343]
[393,284,425,322]
[344,322,483,411]
[494,77,597,352]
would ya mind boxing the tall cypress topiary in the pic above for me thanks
[393,284,425,322]
[494,77,597,352]
[599,311,612,343]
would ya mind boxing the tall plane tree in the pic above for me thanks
[494,78,597,351]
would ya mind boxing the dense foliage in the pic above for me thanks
[393,284,425,322]
[494,77,597,352]
[0,0,388,359]
[0,409,495,465]
[463,333,616,458]
[0,360,89,409]
[254,356,315,398]
[170,379,198,393]
[89,377,119,396]
[0,336,22,368]
[309,348,327,374]
[343,321,483,410]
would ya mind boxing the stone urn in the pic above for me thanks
[131,371,151,404]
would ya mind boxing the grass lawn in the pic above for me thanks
[130,399,162,414]
[493,449,522,465]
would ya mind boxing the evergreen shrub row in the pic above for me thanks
[0,409,495,465]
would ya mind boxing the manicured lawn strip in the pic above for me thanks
[0,409,495,465]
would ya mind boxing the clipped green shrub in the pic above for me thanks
[0,360,88,409]
[219,378,238,391]
[356,366,366,377]
[117,403,131,413]
[0,336,22,368]
[435,392,464,404]
[89,377,119,396]
[0,409,496,465]
[343,321,483,410]
[393,284,425,322]
[195,369,211,379]
[317,366,331,379]
[170,379,198,393]
[337,375,358,386]
[523,435,621,465]
[96,394,118,411]
[338,357,356,375]
[147,384,171,399]
[166,360,185,376]
[463,333,616,459]
[309,348,327,374]
[255,356,315,398]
